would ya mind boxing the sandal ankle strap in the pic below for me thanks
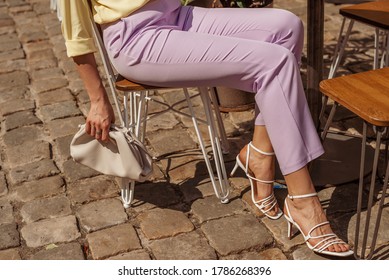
[288,192,318,200]
[248,142,275,156]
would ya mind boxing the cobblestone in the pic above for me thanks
[62,159,100,183]
[201,214,273,256]
[30,77,68,94]
[39,100,81,121]
[107,250,151,260]
[3,110,41,131]
[0,70,29,90]
[67,176,119,205]
[46,116,85,139]
[0,98,34,116]
[147,128,197,157]
[10,175,65,202]
[129,182,181,212]
[0,86,29,103]
[0,248,21,260]
[20,215,80,248]
[138,208,194,240]
[8,159,59,185]
[0,172,8,197]
[4,140,49,168]
[35,88,74,106]
[20,195,72,223]
[0,201,14,225]
[0,223,20,250]
[222,248,288,260]
[2,125,44,147]
[149,230,217,260]
[76,198,127,233]
[191,195,246,223]
[30,242,85,260]
[87,223,141,260]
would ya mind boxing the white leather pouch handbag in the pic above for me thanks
[70,124,153,182]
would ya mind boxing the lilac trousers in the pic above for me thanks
[102,0,324,175]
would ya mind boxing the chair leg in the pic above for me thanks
[208,87,230,154]
[354,124,386,259]
[184,87,230,203]
[374,28,381,70]
[381,31,389,68]
[121,179,135,209]
[328,18,354,79]
[321,102,338,141]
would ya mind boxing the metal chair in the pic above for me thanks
[87,5,230,208]
[320,67,389,259]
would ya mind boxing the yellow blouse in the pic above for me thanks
[60,0,151,57]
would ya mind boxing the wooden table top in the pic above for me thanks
[320,67,389,127]
[340,0,389,29]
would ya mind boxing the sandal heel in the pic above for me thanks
[287,220,293,239]
[230,161,239,177]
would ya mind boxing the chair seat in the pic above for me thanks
[115,75,163,91]
[320,67,389,127]
[340,1,389,30]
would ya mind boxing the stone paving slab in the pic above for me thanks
[3,110,41,131]
[129,182,181,212]
[8,159,59,185]
[191,195,246,223]
[221,248,287,260]
[20,215,80,248]
[107,249,151,260]
[2,125,45,147]
[0,248,21,260]
[87,223,142,260]
[76,198,127,234]
[20,195,72,223]
[201,214,273,256]
[30,242,85,260]
[9,175,65,202]
[0,171,8,197]
[0,98,34,116]
[148,230,217,260]
[138,208,194,240]
[4,140,50,168]
[0,222,20,250]
[67,176,119,205]
[0,201,14,225]
[62,159,100,182]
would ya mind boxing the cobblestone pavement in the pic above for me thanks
[0,0,388,260]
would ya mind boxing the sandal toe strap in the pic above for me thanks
[253,193,278,213]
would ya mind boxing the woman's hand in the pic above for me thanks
[73,53,116,141]
[85,95,115,141]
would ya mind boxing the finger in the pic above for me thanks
[90,124,96,137]
[85,121,92,134]
[101,125,109,142]
[95,127,102,140]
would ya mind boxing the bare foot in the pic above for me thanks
[239,144,281,218]
[284,195,351,254]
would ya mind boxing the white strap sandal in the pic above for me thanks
[231,142,283,220]
[284,192,354,257]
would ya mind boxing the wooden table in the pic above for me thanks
[307,0,324,128]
